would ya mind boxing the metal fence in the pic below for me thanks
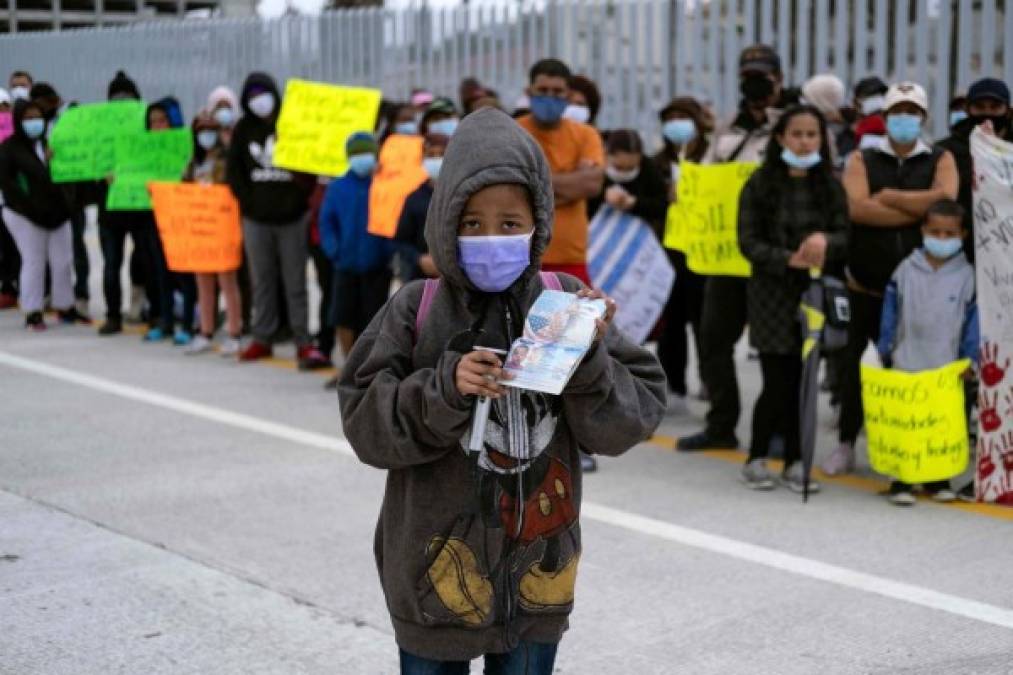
[0,0,1009,141]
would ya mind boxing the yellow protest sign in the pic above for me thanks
[273,79,382,177]
[368,134,428,238]
[862,360,971,483]
[663,161,755,277]
[150,183,243,273]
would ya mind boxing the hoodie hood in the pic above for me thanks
[207,85,239,113]
[425,107,553,291]
[146,97,184,129]
[240,72,281,117]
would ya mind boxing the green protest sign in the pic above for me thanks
[106,128,193,211]
[49,100,146,183]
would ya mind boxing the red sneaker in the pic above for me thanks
[297,345,332,371]
[238,341,273,362]
[0,293,17,310]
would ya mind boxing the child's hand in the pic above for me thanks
[962,366,976,381]
[456,350,511,399]
[799,233,828,268]
[577,288,616,343]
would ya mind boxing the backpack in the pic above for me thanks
[414,272,563,338]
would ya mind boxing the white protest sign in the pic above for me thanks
[970,128,1013,505]
[587,206,675,344]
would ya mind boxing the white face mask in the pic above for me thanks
[10,86,30,101]
[606,165,640,184]
[562,104,591,124]
[248,92,276,118]
[860,94,886,116]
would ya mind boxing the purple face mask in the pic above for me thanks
[458,232,534,292]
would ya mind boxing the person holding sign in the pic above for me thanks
[876,199,979,506]
[736,105,848,492]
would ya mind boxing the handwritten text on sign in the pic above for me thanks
[49,100,147,183]
[106,129,193,211]
[663,161,755,277]
[273,79,382,177]
[861,360,970,484]
[149,183,243,273]
[367,135,428,238]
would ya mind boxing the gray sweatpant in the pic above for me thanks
[4,209,73,314]
[242,215,310,347]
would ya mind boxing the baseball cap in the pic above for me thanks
[884,82,929,114]
[854,76,888,99]
[739,44,782,75]
[967,78,1011,105]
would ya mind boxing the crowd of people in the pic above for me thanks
[0,48,1009,503]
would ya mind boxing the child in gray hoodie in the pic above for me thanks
[338,108,666,672]
[878,198,979,506]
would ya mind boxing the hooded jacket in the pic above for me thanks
[0,100,71,228]
[318,169,393,274]
[226,73,312,224]
[337,108,666,661]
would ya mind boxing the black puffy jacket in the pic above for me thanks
[0,100,71,229]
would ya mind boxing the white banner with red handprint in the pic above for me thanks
[971,129,1013,505]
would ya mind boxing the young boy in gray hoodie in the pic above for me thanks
[878,198,979,506]
[338,108,666,672]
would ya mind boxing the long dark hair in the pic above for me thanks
[755,104,840,214]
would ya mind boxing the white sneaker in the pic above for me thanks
[781,462,821,494]
[821,442,855,476]
[740,459,775,490]
[931,488,957,503]
[218,336,242,357]
[184,334,213,355]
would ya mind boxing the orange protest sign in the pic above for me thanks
[367,134,428,238]
[150,182,243,273]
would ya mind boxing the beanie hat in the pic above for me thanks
[108,70,141,101]
[29,82,59,101]
[967,77,1011,106]
[801,74,846,119]
[346,132,378,156]
[207,85,239,113]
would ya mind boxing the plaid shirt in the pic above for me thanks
[737,174,849,354]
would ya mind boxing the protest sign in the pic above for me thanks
[0,112,13,142]
[106,129,192,211]
[588,206,675,344]
[367,134,427,238]
[861,360,971,484]
[970,129,1013,505]
[663,161,755,277]
[49,100,146,182]
[273,79,381,177]
[149,183,243,273]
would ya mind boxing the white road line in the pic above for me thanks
[4,349,1013,631]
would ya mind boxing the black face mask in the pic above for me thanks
[970,113,1010,134]
[741,74,775,103]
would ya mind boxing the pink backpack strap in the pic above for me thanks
[539,271,563,291]
[414,278,441,339]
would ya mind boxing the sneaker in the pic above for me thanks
[184,334,214,355]
[580,452,598,473]
[930,488,957,503]
[58,307,92,325]
[125,286,145,324]
[666,393,689,416]
[98,317,123,336]
[820,441,855,476]
[172,329,193,346]
[218,336,242,358]
[297,345,332,371]
[957,483,976,503]
[239,341,273,362]
[781,462,821,494]
[888,482,917,506]
[0,292,17,310]
[25,311,46,332]
[677,431,738,452]
[740,459,775,490]
[144,327,167,342]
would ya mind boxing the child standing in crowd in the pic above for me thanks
[737,105,848,492]
[338,107,665,674]
[877,199,978,506]
[0,88,20,310]
[0,99,87,330]
[394,132,447,282]
[318,132,392,385]
[587,129,667,236]
[207,86,239,146]
[419,97,460,136]
[182,111,243,357]
[226,71,329,370]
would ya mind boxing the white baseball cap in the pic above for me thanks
[884,82,929,114]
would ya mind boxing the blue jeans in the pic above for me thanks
[399,641,558,675]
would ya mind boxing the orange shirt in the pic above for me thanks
[516,115,604,266]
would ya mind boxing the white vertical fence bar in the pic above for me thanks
[759,0,773,46]
[833,0,848,82]
[722,0,738,120]
[893,0,910,81]
[743,0,755,49]
[672,0,686,96]
[873,0,889,79]
[913,0,928,93]
[933,0,953,140]
[853,0,868,78]
[1006,0,1013,88]
[814,0,829,74]
[796,0,812,86]
[981,0,996,78]
[776,0,790,77]
[706,0,720,110]
[956,0,972,90]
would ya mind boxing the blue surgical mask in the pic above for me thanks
[529,95,568,125]
[422,156,443,180]
[429,118,459,137]
[197,130,219,150]
[458,232,534,292]
[923,235,962,260]
[395,121,419,135]
[348,153,377,177]
[662,119,697,145]
[21,119,45,139]
[213,107,235,127]
[949,110,968,127]
[781,148,822,170]
[886,113,922,144]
